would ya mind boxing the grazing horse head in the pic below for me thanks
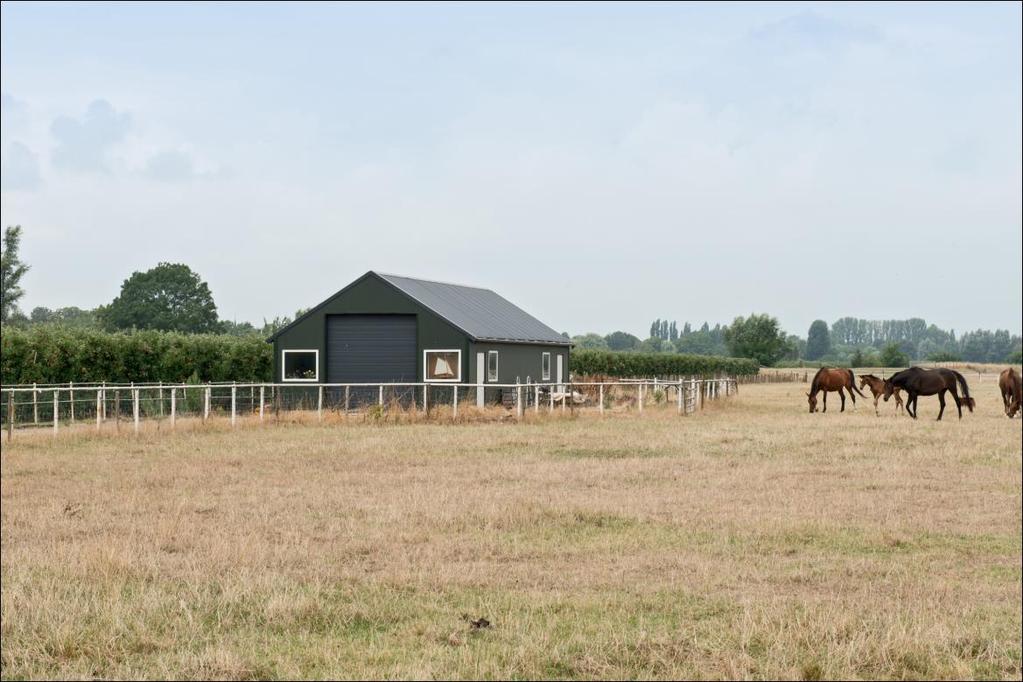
[1009,399,1021,418]
[882,379,895,402]
[806,391,818,413]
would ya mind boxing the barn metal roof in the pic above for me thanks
[266,271,571,346]
[376,272,570,345]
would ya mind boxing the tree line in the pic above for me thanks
[4,224,1019,372]
[2,225,302,337]
[571,314,1020,368]
[804,317,1021,365]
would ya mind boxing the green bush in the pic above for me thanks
[570,349,758,378]
[0,327,272,384]
[879,343,909,368]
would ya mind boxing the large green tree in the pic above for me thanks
[571,332,610,350]
[1,225,30,323]
[723,313,788,366]
[101,262,219,333]
[805,319,831,360]
[605,330,641,351]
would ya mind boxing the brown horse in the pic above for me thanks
[883,367,973,420]
[807,367,865,413]
[999,367,1022,417]
[858,374,904,416]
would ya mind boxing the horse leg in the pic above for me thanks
[896,390,904,414]
[874,395,880,417]
[838,387,846,412]
[822,391,827,413]
[908,392,917,419]
[936,390,946,421]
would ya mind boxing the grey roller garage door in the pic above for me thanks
[326,314,417,383]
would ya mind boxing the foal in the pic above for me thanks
[858,374,903,416]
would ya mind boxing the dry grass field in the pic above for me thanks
[2,381,1021,680]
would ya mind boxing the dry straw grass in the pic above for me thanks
[2,382,1020,679]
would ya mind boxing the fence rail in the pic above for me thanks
[0,377,739,440]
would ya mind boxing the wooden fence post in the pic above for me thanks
[132,388,140,434]
[423,385,429,414]
[53,389,59,435]
[170,388,176,429]
[115,390,121,432]
[344,386,350,415]
[33,383,38,425]
[7,393,14,442]
[96,390,101,431]
[378,385,383,407]
[677,381,683,414]
[638,383,644,413]
[516,383,523,419]
[204,386,211,422]
[101,382,107,421]
[317,385,323,422]
[69,381,75,424]
[535,384,540,414]
[452,385,458,419]
[259,386,265,422]
[599,384,605,416]
[549,387,554,413]
[231,385,237,427]
[159,382,164,418]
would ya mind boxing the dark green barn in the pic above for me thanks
[267,272,570,391]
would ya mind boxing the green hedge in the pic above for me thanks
[0,327,272,385]
[571,349,758,378]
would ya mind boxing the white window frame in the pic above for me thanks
[423,349,462,383]
[281,349,319,382]
[487,350,499,382]
[541,352,551,381]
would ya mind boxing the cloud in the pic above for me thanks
[50,99,130,172]
[749,11,882,51]
[1,141,42,191]
[1,93,30,136]
[144,149,195,182]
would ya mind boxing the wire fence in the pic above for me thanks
[0,377,740,440]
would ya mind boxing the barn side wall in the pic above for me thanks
[468,342,570,386]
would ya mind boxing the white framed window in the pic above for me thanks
[282,349,319,382]
[487,350,499,382]
[424,349,461,382]
[541,352,551,381]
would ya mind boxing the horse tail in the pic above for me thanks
[951,369,972,404]
[848,369,866,397]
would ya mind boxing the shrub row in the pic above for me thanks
[571,349,759,378]
[0,327,272,385]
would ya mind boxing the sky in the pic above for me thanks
[2,1,1021,338]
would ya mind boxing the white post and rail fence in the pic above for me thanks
[0,376,743,440]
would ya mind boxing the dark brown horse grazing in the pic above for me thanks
[858,374,904,416]
[807,367,865,413]
[999,367,1022,417]
[883,367,973,420]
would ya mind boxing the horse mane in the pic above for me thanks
[809,367,827,393]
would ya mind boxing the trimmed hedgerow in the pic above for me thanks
[570,349,758,378]
[0,327,272,384]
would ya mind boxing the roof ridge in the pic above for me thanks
[374,271,492,292]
